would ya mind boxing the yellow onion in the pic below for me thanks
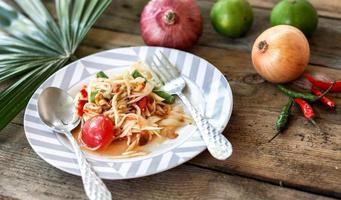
[251,25,310,83]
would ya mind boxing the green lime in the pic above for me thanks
[270,0,318,37]
[210,0,253,38]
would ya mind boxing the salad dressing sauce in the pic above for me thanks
[72,126,165,157]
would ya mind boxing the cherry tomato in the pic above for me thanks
[137,96,148,112]
[81,115,115,150]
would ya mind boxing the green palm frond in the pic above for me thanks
[0,0,112,131]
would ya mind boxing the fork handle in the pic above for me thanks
[65,132,112,200]
[177,93,232,160]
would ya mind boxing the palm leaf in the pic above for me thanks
[0,57,57,82]
[0,0,112,131]
[0,35,60,56]
[0,60,67,129]
[0,1,65,55]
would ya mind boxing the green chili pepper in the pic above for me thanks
[277,84,333,102]
[269,98,293,142]
[153,90,176,104]
[89,90,98,103]
[96,71,108,78]
[132,70,144,79]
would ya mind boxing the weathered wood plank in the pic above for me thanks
[6,29,340,197]
[2,35,340,198]
[75,29,341,197]
[0,42,340,196]
[249,0,341,19]
[2,1,340,198]
[77,0,341,69]
[0,195,19,200]
[0,124,335,200]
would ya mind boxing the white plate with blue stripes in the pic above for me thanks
[24,46,233,179]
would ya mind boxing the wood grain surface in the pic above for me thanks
[1,0,341,199]
[0,124,335,200]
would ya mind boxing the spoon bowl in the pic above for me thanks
[37,87,79,132]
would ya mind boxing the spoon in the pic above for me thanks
[37,87,112,200]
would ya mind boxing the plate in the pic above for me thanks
[23,46,233,179]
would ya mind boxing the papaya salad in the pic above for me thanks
[74,62,192,157]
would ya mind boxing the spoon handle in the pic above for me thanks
[65,133,112,200]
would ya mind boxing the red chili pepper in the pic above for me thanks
[304,73,341,93]
[77,100,87,117]
[137,96,148,112]
[311,87,336,109]
[80,88,88,98]
[294,98,316,125]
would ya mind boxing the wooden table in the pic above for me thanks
[1,0,340,199]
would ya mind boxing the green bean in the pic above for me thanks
[153,90,175,104]
[131,70,144,79]
[131,70,175,104]
[96,71,108,78]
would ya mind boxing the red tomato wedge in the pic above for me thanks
[77,88,88,117]
[137,96,148,112]
[81,115,115,150]
[77,100,87,117]
[80,88,88,98]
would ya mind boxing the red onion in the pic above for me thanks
[140,0,203,50]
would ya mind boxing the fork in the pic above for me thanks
[147,50,232,160]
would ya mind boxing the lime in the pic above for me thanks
[270,0,318,37]
[210,0,253,38]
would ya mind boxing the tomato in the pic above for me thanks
[81,115,115,150]
[210,0,253,38]
[137,96,148,112]
[80,88,88,98]
[77,100,87,117]
[270,0,318,37]
[77,88,88,117]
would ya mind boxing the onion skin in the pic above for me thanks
[251,25,310,83]
[140,0,203,50]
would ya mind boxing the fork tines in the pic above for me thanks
[148,50,181,85]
